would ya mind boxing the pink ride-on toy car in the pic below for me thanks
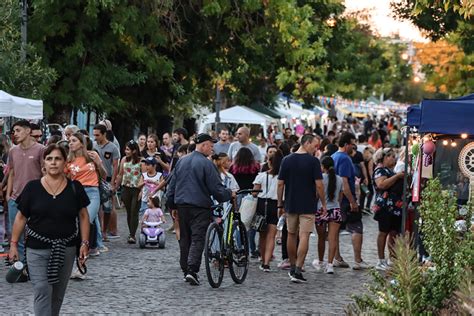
[139,221,166,249]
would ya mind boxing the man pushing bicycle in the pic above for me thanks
[167,133,233,286]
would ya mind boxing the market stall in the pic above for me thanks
[0,90,43,119]
[405,94,474,232]
[198,105,278,137]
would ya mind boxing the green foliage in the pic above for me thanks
[0,0,57,107]
[419,178,465,308]
[349,178,474,314]
[348,235,425,315]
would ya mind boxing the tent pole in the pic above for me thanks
[401,126,410,233]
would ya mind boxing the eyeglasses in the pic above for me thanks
[32,135,42,139]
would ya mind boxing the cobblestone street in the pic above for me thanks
[1,208,380,314]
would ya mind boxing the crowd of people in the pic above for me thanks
[2,113,406,312]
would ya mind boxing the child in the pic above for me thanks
[142,196,166,226]
[139,157,162,218]
[313,156,343,274]
[212,152,239,192]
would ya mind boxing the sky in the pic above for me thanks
[344,0,428,42]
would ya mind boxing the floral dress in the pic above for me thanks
[372,167,403,217]
[121,161,142,188]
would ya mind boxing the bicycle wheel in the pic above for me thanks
[204,222,224,288]
[228,220,249,284]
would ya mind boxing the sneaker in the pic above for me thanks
[333,258,350,268]
[362,207,372,215]
[250,251,259,259]
[107,233,120,239]
[288,271,295,280]
[98,246,109,253]
[0,245,4,253]
[375,262,388,271]
[353,260,372,270]
[70,268,86,280]
[291,272,307,283]
[260,264,271,272]
[88,248,100,257]
[312,259,325,272]
[183,273,188,282]
[127,236,136,244]
[339,229,350,236]
[185,272,200,285]
[278,259,291,270]
[326,264,334,274]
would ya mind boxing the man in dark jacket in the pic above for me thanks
[167,133,232,285]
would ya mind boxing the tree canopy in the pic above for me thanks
[1,0,437,126]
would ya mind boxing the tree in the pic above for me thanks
[0,0,56,108]
[413,40,472,97]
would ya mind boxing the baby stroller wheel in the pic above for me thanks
[158,233,166,249]
[139,233,146,249]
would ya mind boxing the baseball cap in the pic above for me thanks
[195,133,217,144]
[143,157,157,165]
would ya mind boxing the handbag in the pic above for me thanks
[251,173,269,232]
[239,195,258,229]
[98,179,113,204]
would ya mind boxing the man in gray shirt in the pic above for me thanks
[227,127,261,162]
[213,128,230,155]
[93,124,120,240]
[167,133,232,285]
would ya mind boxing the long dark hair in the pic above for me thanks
[321,156,337,201]
[268,150,283,176]
[231,147,259,174]
[234,147,255,167]
[125,140,141,164]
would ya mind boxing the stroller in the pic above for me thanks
[139,221,166,249]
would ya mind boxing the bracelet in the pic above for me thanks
[10,241,18,245]
[80,240,90,247]
[277,206,284,209]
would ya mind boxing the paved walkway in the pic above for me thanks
[1,208,380,314]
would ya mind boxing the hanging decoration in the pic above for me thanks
[458,141,474,202]
[422,139,436,167]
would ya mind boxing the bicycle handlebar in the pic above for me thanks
[236,189,262,195]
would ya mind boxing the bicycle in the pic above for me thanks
[204,189,262,288]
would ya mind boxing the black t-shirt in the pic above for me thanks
[141,149,167,173]
[351,151,364,178]
[18,179,90,249]
[278,153,323,214]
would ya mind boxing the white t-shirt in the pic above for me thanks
[142,171,162,202]
[220,172,239,192]
[253,172,278,200]
[317,173,343,210]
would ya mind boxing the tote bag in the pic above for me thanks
[239,195,258,229]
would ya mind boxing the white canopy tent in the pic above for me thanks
[0,90,43,119]
[199,105,278,136]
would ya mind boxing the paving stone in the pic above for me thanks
[0,208,381,314]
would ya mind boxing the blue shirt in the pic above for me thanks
[331,151,356,202]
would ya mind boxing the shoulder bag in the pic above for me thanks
[251,173,268,232]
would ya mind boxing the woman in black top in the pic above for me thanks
[9,144,90,316]
[140,134,170,174]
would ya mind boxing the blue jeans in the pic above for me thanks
[8,199,24,261]
[85,187,101,249]
[139,201,148,219]
[84,187,100,224]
